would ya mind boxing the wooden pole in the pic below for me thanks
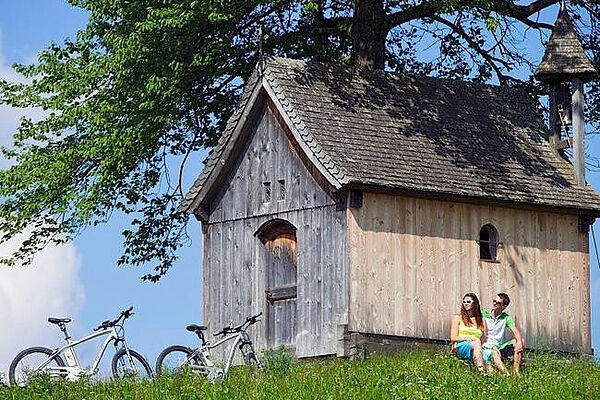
[548,84,561,150]
[572,78,585,187]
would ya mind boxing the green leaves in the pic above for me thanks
[303,1,319,13]
[0,0,261,277]
[0,0,597,279]
[485,15,500,32]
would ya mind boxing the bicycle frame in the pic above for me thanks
[34,325,127,380]
[184,330,255,378]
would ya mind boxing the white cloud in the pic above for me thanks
[0,29,47,169]
[0,30,86,381]
[0,237,85,381]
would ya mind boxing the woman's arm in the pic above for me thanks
[450,314,460,342]
[481,319,487,344]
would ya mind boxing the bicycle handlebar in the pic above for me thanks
[93,306,134,331]
[121,306,134,319]
[213,312,262,337]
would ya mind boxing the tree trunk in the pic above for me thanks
[350,0,387,69]
[313,1,329,60]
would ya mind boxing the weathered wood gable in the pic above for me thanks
[203,98,348,358]
[209,99,337,222]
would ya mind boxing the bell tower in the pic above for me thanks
[535,1,597,187]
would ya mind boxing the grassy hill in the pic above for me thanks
[3,350,599,399]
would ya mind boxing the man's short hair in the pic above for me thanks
[497,293,510,307]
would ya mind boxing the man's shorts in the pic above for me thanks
[482,346,494,364]
[499,344,515,359]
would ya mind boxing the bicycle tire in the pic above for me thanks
[155,345,204,376]
[9,346,66,386]
[111,349,153,379]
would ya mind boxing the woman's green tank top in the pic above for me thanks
[458,319,482,341]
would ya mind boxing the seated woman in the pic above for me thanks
[450,293,486,373]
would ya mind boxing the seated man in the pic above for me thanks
[482,293,524,375]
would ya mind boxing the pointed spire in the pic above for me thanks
[535,4,597,83]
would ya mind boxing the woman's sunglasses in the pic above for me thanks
[462,300,473,305]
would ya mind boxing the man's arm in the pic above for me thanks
[509,325,524,352]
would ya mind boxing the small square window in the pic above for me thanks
[278,179,286,201]
[263,181,271,203]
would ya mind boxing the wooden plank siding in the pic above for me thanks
[202,101,348,360]
[347,192,591,353]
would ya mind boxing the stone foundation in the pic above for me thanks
[337,324,450,359]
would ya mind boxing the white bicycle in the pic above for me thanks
[155,312,264,382]
[9,306,152,385]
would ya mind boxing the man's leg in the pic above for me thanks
[482,347,494,373]
[512,348,522,374]
[500,344,520,374]
[492,348,509,375]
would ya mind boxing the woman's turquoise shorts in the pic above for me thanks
[455,341,494,364]
[455,341,473,359]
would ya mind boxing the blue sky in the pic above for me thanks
[0,0,598,378]
[0,1,204,376]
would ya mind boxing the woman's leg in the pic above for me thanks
[471,341,485,371]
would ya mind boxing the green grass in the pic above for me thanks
[3,350,599,400]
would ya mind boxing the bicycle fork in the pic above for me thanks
[240,342,263,370]
[237,332,263,371]
[114,339,138,375]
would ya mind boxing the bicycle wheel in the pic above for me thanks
[9,346,66,386]
[155,345,204,376]
[111,349,152,379]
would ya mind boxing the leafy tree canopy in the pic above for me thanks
[0,0,598,280]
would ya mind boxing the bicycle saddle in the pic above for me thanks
[48,317,71,325]
[186,324,207,332]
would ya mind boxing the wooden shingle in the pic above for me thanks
[182,57,600,215]
[535,7,597,82]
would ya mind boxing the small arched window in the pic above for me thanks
[255,218,296,243]
[479,224,499,261]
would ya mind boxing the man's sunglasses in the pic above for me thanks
[493,300,506,306]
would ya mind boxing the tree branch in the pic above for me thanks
[301,16,352,37]
[386,0,557,31]
[431,15,512,83]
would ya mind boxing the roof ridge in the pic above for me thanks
[264,56,527,94]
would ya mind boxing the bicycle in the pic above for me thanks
[155,312,264,382]
[9,306,152,386]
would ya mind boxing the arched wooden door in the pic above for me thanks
[257,219,297,348]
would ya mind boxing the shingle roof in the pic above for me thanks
[181,57,600,214]
[535,7,597,82]
[179,66,263,214]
